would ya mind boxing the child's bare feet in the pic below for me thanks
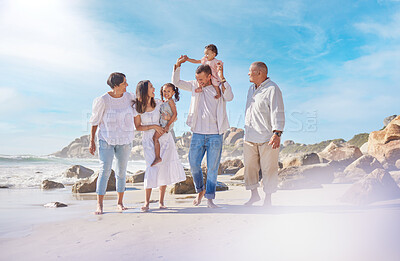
[117,204,128,211]
[151,157,162,167]
[195,87,203,93]
[94,203,103,215]
[141,204,150,212]
[159,202,167,209]
[193,190,206,206]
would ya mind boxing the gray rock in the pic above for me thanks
[318,142,362,164]
[282,153,320,168]
[224,129,244,145]
[231,167,245,180]
[220,159,244,174]
[341,169,400,205]
[278,163,337,190]
[44,202,68,208]
[127,170,145,183]
[170,172,229,194]
[384,115,397,127]
[360,142,369,155]
[389,171,400,185]
[334,155,384,183]
[63,165,94,179]
[72,170,116,193]
[41,180,65,189]
[396,159,400,170]
[283,140,295,147]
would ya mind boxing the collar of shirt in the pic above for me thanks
[251,78,271,96]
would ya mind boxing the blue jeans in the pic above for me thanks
[188,133,223,199]
[97,139,131,195]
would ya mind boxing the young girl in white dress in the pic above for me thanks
[133,80,186,212]
[151,83,180,166]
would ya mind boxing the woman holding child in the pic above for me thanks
[133,80,186,212]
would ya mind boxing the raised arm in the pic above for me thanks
[134,115,165,135]
[186,57,201,64]
[172,55,193,92]
[217,62,234,102]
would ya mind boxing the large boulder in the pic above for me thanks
[368,115,400,168]
[333,155,383,183]
[72,170,116,193]
[126,170,145,183]
[224,128,244,145]
[220,159,244,174]
[318,142,362,164]
[170,172,229,194]
[341,169,400,205]
[383,115,397,127]
[283,140,295,147]
[282,153,320,168]
[390,171,400,185]
[63,165,94,179]
[231,167,245,180]
[41,180,65,189]
[278,163,337,190]
[360,142,369,155]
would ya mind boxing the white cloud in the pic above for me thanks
[355,11,400,39]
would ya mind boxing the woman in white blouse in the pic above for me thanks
[133,80,186,212]
[89,72,135,215]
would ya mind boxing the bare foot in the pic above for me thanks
[117,204,128,211]
[151,157,162,167]
[193,190,205,206]
[263,194,272,207]
[207,199,220,208]
[244,194,261,206]
[141,205,149,212]
[159,203,168,210]
[94,204,103,215]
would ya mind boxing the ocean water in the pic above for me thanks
[0,155,147,189]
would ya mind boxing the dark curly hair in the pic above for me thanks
[205,44,218,56]
[160,83,180,102]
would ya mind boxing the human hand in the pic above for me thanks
[163,126,169,133]
[195,87,203,93]
[216,62,224,80]
[154,126,165,135]
[268,134,281,149]
[89,140,96,155]
[162,112,171,121]
[176,55,188,67]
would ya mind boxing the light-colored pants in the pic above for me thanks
[97,139,132,195]
[243,140,280,194]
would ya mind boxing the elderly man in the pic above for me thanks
[244,62,285,207]
[172,55,234,208]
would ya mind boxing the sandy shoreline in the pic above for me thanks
[1,176,400,261]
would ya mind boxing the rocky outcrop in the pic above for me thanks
[170,171,229,194]
[368,115,400,169]
[63,165,94,179]
[231,167,245,180]
[278,163,337,190]
[333,155,383,184]
[224,128,244,145]
[384,115,397,127]
[341,169,400,205]
[318,142,362,163]
[360,142,369,155]
[283,140,295,147]
[282,153,320,168]
[52,135,97,158]
[126,170,145,183]
[41,180,65,189]
[220,159,244,174]
[72,170,116,193]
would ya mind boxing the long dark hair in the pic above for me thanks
[134,80,156,114]
[160,83,180,102]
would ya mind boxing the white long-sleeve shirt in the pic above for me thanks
[244,78,285,143]
[89,92,136,145]
[172,66,234,135]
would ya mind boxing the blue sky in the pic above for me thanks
[0,0,399,155]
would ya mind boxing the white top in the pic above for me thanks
[132,99,162,127]
[89,92,136,145]
[172,67,234,135]
[194,85,219,134]
[244,78,285,143]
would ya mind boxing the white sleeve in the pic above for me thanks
[221,82,234,102]
[89,96,105,126]
[269,86,285,132]
[172,67,194,92]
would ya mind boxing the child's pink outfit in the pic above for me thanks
[201,57,223,87]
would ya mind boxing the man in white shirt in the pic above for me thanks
[244,62,285,207]
[172,55,234,208]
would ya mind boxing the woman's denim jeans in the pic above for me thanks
[188,133,223,199]
[97,139,131,195]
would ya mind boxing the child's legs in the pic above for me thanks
[153,131,162,159]
[159,185,167,204]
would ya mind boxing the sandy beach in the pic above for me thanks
[1,174,400,261]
